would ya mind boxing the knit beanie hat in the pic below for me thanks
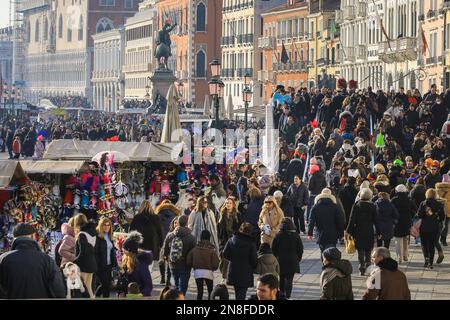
[13,223,37,237]
[395,184,408,193]
[123,231,143,254]
[323,247,342,261]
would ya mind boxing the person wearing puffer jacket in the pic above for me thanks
[59,220,76,268]
[374,192,399,249]
[255,243,279,278]
[155,199,181,285]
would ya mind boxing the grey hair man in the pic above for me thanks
[362,247,411,300]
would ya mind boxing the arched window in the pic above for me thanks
[67,16,72,41]
[58,15,63,38]
[96,17,114,33]
[35,19,40,42]
[78,15,83,40]
[25,22,30,43]
[50,23,55,43]
[196,50,206,77]
[398,72,404,88]
[196,2,206,32]
[43,17,48,41]
[387,73,393,89]
[410,71,416,89]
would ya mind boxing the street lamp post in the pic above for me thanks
[208,58,224,130]
[11,84,16,118]
[242,73,253,133]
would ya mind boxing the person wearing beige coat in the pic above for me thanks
[258,196,284,246]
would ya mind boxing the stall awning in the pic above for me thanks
[43,140,178,162]
[0,161,27,189]
[20,160,88,174]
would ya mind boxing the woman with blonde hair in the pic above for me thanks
[217,197,241,279]
[188,196,219,253]
[73,213,97,298]
[95,217,117,297]
[417,188,446,269]
[119,231,153,297]
[258,196,284,246]
[129,199,164,263]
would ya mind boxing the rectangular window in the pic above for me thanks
[125,0,133,9]
[99,0,114,6]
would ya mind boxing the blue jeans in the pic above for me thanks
[306,194,317,223]
[171,269,190,296]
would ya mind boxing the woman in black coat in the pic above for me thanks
[391,186,417,263]
[409,178,426,208]
[95,217,117,298]
[241,187,264,248]
[374,192,399,249]
[222,223,257,300]
[129,200,164,261]
[272,218,303,299]
[346,188,378,275]
[417,189,446,269]
[74,218,98,298]
[338,177,358,225]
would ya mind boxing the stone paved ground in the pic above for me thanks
[150,234,450,300]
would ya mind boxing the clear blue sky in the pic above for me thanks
[0,1,11,29]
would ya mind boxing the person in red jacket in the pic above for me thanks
[12,136,21,159]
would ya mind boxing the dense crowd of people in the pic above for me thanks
[0,79,449,300]
[46,96,92,109]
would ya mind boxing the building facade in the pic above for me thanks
[306,0,341,89]
[0,27,13,88]
[339,0,384,90]
[377,0,418,91]
[260,0,309,105]
[419,0,445,93]
[19,0,138,104]
[444,1,450,88]
[122,0,157,101]
[155,0,222,108]
[92,27,124,112]
[221,0,284,111]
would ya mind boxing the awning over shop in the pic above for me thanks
[43,139,178,162]
[0,161,27,189]
[20,160,88,174]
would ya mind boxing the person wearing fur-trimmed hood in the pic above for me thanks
[320,247,354,300]
[307,188,345,254]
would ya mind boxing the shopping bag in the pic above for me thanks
[345,237,356,254]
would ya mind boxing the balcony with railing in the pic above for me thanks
[236,68,253,77]
[426,56,438,65]
[379,37,417,63]
[243,34,253,44]
[221,36,234,46]
[316,58,325,66]
[221,68,235,78]
[357,45,367,60]
[17,0,51,12]
[344,47,355,62]
[258,36,276,50]
[344,6,355,20]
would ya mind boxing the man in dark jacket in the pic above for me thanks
[338,177,358,224]
[307,164,327,223]
[308,188,345,254]
[424,165,443,189]
[163,215,196,295]
[320,247,353,300]
[286,175,309,233]
[285,155,304,185]
[5,128,14,159]
[363,247,411,300]
[0,223,65,299]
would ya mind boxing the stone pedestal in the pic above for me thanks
[150,68,177,101]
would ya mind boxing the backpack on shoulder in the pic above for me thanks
[169,236,184,264]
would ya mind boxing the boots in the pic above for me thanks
[436,251,445,264]
[159,263,166,285]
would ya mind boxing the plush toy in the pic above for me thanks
[63,262,85,299]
